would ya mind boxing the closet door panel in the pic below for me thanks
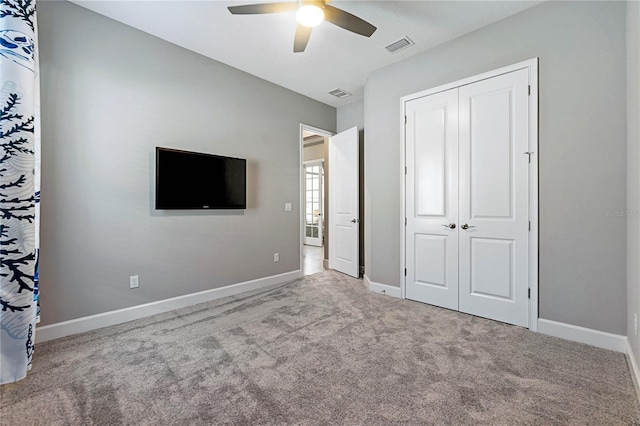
[458,69,530,327]
[468,89,513,219]
[405,88,459,310]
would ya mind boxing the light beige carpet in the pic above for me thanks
[1,270,639,425]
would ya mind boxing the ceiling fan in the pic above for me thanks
[227,1,377,53]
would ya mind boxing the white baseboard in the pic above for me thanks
[36,270,303,343]
[363,274,402,299]
[537,318,627,353]
[626,338,640,404]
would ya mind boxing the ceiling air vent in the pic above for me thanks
[329,88,352,99]
[385,36,414,54]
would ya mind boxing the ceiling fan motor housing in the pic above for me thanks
[228,1,377,52]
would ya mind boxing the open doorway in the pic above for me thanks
[300,125,333,276]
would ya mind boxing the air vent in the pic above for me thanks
[329,88,352,99]
[385,36,414,54]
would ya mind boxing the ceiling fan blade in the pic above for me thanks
[294,24,312,53]
[228,2,298,15]
[323,5,377,37]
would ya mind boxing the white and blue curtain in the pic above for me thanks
[0,0,40,384]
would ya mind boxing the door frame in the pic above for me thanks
[299,124,334,273]
[399,58,539,331]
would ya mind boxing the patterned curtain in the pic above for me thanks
[0,0,40,384]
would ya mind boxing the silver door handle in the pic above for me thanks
[350,218,360,223]
[461,224,476,230]
[442,223,456,229]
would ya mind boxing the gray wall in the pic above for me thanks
[337,100,364,133]
[628,0,640,364]
[38,2,336,325]
[364,1,627,334]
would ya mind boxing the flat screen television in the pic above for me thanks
[155,147,246,210]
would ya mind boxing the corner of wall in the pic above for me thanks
[363,274,401,299]
[627,0,640,385]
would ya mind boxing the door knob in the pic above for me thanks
[461,224,476,230]
[441,223,456,229]
[350,218,360,223]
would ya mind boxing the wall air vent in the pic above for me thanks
[385,36,414,54]
[329,88,352,99]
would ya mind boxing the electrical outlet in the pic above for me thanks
[129,275,139,289]
[635,313,638,336]
[274,253,279,262]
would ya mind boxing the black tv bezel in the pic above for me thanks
[155,147,247,210]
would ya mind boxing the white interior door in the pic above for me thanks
[329,126,359,277]
[404,68,530,328]
[458,68,530,327]
[405,89,459,310]
[303,161,324,246]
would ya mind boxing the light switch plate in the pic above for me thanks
[284,203,292,212]
[129,275,139,289]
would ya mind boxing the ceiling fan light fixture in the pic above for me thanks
[296,5,324,27]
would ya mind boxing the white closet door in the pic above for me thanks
[405,88,459,310]
[458,69,530,327]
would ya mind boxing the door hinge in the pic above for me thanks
[405,116,407,124]
[524,151,533,163]
[405,166,407,175]
[528,288,531,299]
[405,217,407,226]
[528,221,531,231]
[528,85,531,96]
[404,268,407,276]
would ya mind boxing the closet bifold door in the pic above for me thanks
[457,68,530,327]
[405,88,459,310]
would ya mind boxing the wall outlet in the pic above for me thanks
[635,313,638,336]
[274,253,279,262]
[129,275,139,289]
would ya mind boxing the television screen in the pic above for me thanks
[155,147,246,210]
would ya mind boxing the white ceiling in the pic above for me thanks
[70,0,541,108]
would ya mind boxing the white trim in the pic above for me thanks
[626,338,640,404]
[300,124,334,138]
[36,270,302,343]
[364,274,402,299]
[537,318,627,353]
[401,58,539,103]
[400,96,407,299]
[528,58,539,331]
[399,58,539,331]
[303,159,325,166]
